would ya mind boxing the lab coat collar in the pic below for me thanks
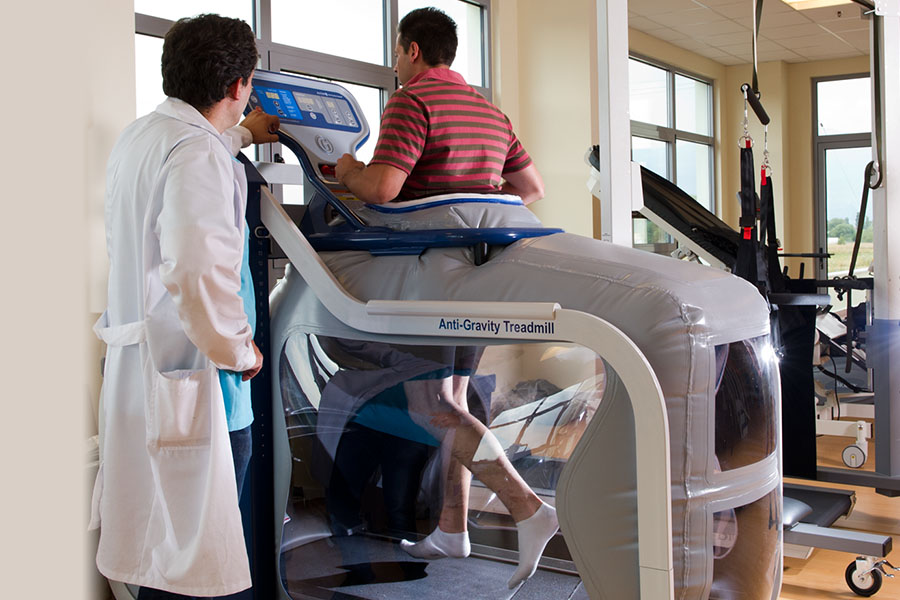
[155,97,233,153]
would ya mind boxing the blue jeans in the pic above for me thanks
[137,426,252,600]
[230,425,252,499]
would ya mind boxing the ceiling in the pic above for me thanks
[628,0,870,65]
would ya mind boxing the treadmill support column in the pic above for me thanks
[871,0,900,496]
[594,0,633,246]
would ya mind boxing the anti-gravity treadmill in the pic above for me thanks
[240,70,786,600]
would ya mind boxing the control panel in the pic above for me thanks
[247,70,370,184]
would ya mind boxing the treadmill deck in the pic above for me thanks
[281,535,585,600]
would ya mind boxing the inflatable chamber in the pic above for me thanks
[251,71,783,600]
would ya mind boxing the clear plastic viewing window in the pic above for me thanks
[278,335,615,597]
[710,488,781,600]
[713,336,778,472]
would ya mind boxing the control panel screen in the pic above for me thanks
[250,82,362,133]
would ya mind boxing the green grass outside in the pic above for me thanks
[825,242,873,308]
[827,242,873,277]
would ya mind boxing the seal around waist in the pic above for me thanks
[309,192,562,259]
[351,192,549,233]
[365,192,526,214]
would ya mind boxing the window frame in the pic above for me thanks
[811,72,871,280]
[135,0,492,103]
[135,0,492,201]
[628,53,715,212]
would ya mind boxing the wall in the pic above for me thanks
[493,0,596,237]
[5,0,134,598]
[85,3,137,439]
[491,0,520,130]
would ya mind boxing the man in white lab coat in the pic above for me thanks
[91,14,279,599]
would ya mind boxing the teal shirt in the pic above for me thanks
[218,224,256,431]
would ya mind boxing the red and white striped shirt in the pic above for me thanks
[371,68,532,200]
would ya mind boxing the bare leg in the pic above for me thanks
[400,376,473,558]
[401,377,542,521]
[399,377,472,559]
[437,374,472,533]
[400,377,558,586]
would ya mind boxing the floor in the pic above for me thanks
[778,426,900,599]
[90,420,899,600]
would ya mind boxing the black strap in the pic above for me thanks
[744,2,771,126]
[761,171,786,293]
[842,161,876,373]
[735,146,758,286]
[757,168,771,290]
[847,161,876,279]
[752,0,764,93]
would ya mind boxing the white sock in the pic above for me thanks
[507,503,559,589]
[400,526,471,559]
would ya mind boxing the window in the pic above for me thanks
[135,34,164,119]
[271,1,387,65]
[813,74,872,303]
[817,77,871,136]
[134,1,492,203]
[629,60,667,128]
[675,74,711,137]
[398,0,485,86]
[629,57,714,252]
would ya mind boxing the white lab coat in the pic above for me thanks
[91,98,257,596]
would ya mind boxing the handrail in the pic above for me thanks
[741,82,770,126]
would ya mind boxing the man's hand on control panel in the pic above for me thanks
[240,107,280,144]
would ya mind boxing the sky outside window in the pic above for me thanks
[272,0,385,66]
[629,60,668,127]
[817,77,871,135]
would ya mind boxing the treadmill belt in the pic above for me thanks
[783,483,853,527]
[282,535,582,600]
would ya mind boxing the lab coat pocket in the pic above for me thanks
[148,366,216,450]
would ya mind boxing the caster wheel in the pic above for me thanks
[843,444,866,468]
[846,561,883,597]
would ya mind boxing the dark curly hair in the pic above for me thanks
[161,14,258,111]
[398,7,457,67]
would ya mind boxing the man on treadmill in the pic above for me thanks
[334,7,553,590]
[335,7,544,205]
